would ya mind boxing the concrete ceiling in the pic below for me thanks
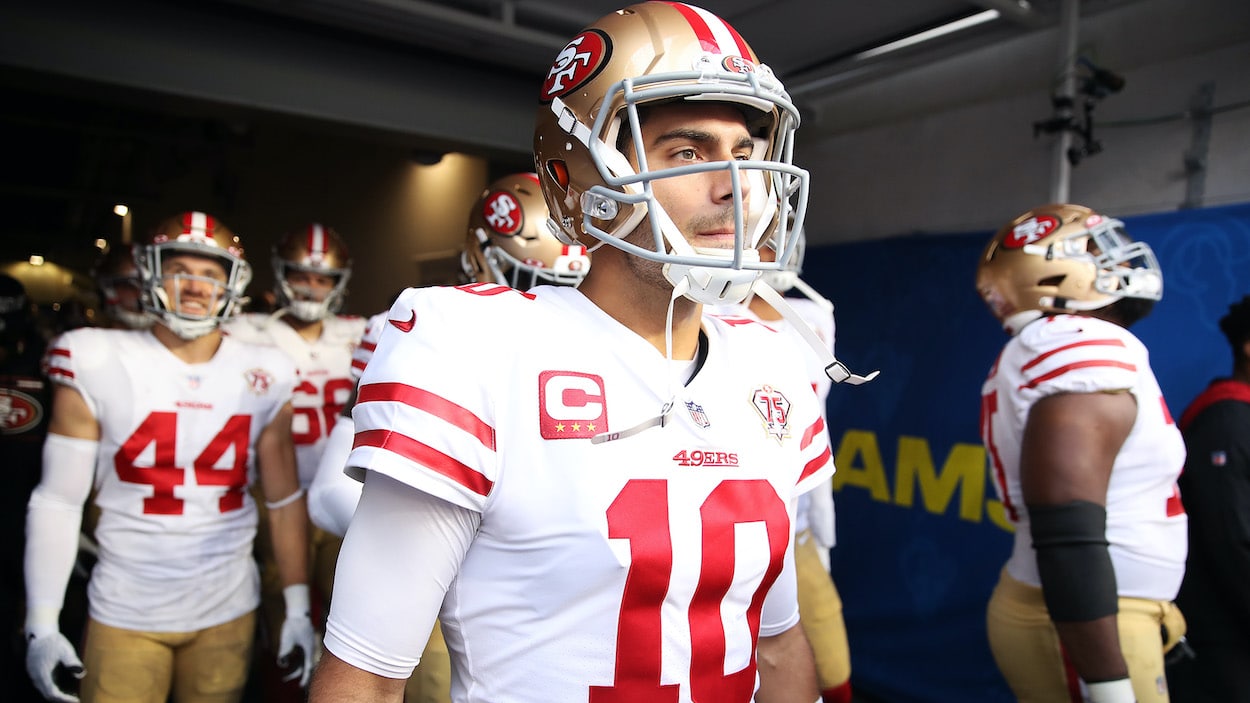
[0,0,1180,267]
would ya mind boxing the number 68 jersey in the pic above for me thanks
[45,327,296,632]
[342,284,834,703]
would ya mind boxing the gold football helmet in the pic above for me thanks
[976,203,1163,334]
[272,223,352,321]
[532,1,808,304]
[94,242,153,329]
[136,211,252,339]
[462,173,590,289]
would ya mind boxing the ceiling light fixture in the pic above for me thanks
[853,9,1001,61]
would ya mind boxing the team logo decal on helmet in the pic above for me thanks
[483,190,525,236]
[541,30,611,102]
[1004,215,1060,248]
[722,55,756,73]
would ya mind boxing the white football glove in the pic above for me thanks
[277,584,317,688]
[25,628,84,703]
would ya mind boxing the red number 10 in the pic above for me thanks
[590,478,790,703]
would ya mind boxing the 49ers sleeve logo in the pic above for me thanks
[539,371,608,439]
[540,30,611,102]
[483,190,524,236]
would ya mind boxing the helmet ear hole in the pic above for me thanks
[1038,274,1066,287]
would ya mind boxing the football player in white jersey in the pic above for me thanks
[707,231,854,703]
[310,4,848,702]
[310,173,590,538]
[24,212,315,703]
[308,174,590,703]
[977,204,1187,703]
[222,223,363,697]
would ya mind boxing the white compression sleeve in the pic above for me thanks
[308,415,362,537]
[322,471,479,679]
[24,434,97,633]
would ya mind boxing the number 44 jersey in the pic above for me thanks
[342,284,835,703]
[45,327,296,632]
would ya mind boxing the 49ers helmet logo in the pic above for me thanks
[721,55,756,74]
[1004,215,1060,249]
[541,30,611,102]
[483,190,524,236]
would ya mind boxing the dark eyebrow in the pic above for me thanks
[653,128,754,152]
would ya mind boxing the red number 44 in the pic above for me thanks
[114,411,251,515]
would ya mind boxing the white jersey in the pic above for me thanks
[337,283,834,703]
[707,296,836,538]
[45,328,295,631]
[224,312,364,487]
[980,314,1187,600]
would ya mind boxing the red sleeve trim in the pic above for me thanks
[357,382,495,451]
[353,429,492,498]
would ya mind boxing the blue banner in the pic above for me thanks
[804,202,1250,702]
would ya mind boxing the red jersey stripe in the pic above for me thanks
[1021,338,1126,371]
[357,382,495,450]
[48,347,70,359]
[799,446,832,484]
[800,416,826,451]
[46,367,74,380]
[353,429,493,497]
[1019,359,1136,390]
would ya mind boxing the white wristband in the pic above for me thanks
[1086,678,1136,703]
[265,486,306,511]
[23,605,62,639]
[283,584,311,618]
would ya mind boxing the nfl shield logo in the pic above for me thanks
[685,401,710,428]
[1212,450,1227,467]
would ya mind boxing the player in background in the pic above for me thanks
[308,2,877,700]
[24,212,314,703]
[307,174,589,703]
[1168,295,1250,702]
[0,274,62,703]
[977,204,1187,703]
[707,229,854,703]
[93,242,154,330]
[221,223,363,699]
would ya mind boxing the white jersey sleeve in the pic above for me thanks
[980,314,1187,600]
[44,328,296,632]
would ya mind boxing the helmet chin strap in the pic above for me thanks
[591,277,692,445]
[750,281,879,385]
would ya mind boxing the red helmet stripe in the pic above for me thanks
[306,223,327,256]
[662,2,752,59]
[182,211,213,240]
[521,173,541,187]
